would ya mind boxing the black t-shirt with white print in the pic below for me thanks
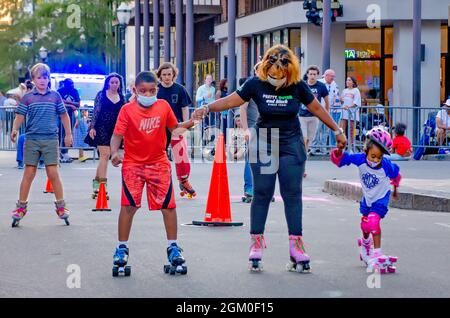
[236,77,315,142]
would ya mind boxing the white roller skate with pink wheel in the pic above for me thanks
[11,201,28,228]
[367,250,398,274]
[358,237,373,266]
[286,235,311,273]
[248,234,266,272]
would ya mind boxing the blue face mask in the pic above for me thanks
[137,94,157,107]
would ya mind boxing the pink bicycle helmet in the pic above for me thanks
[366,127,392,154]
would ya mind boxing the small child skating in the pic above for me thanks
[110,71,195,277]
[330,127,401,274]
[73,108,90,162]
[10,63,72,227]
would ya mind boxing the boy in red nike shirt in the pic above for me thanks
[110,71,195,276]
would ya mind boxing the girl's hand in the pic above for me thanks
[89,128,96,139]
[392,186,399,201]
[335,133,347,150]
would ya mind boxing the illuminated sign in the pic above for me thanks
[345,49,379,59]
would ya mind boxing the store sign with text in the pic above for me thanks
[345,49,380,59]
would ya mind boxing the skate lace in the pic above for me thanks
[251,235,267,249]
[115,247,127,259]
[293,236,306,253]
[56,207,68,217]
[14,207,26,217]
[181,179,192,190]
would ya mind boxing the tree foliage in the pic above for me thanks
[0,0,125,90]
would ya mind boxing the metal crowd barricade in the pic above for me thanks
[58,106,97,161]
[182,106,243,162]
[0,106,25,151]
[308,105,448,156]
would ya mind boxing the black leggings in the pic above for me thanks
[249,145,306,236]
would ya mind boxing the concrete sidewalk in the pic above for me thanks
[324,178,450,213]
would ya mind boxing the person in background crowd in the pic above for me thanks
[385,123,412,161]
[58,78,80,163]
[340,77,361,150]
[318,69,341,151]
[436,99,450,146]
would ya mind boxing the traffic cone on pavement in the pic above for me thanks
[43,178,54,193]
[92,182,111,212]
[192,133,243,227]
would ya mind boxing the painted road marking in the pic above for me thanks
[435,223,450,229]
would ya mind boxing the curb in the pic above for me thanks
[323,179,450,213]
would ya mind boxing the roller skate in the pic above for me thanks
[242,193,253,203]
[286,235,311,273]
[112,244,131,277]
[164,243,187,275]
[248,234,266,272]
[11,201,28,228]
[55,200,70,226]
[367,250,398,274]
[358,237,373,266]
[92,178,109,200]
[179,178,196,199]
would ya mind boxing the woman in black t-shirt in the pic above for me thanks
[193,45,346,273]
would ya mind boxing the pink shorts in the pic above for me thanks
[121,161,176,210]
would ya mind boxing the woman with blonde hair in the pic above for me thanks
[193,45,346,273]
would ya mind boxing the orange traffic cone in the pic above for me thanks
[43,178,54,193]
[92,182,111,211]
[192,133,243,227]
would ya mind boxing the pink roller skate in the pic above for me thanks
[367,250,398,274]
[248,234,266,271]
[55,200,70,226]
[286,235,311,273]
[11,201,28,228]
[358,237,373,266]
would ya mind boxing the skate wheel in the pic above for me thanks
[187,194,192,199]
[164,265,170,274]
[301,261,311,273]
[286,261,295,271]
[181,266,187,275]
[387,266,396,273]
[106,196,110,200]
[124,266,131,276]
[169,267,176,275]
[112,266,119,277]
[12,219,19,228]
[92,194,97,199]
[378,257,387,263]
[64,218,70,226]
[180,191,185,197]
[389,256,398,263]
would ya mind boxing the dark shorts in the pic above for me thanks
[121,161,176,210]
[24,139,59,166]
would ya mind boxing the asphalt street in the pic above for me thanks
[1,151,450,298]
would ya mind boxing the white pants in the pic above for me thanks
[300,116,319,142]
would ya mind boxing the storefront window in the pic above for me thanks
[346,28,382,59]
[442,25,448,54]
[289,29,301,52]
[282,28,289,46]
[272,30,281,46]
[384,27,393,55]
[263,33,270,54]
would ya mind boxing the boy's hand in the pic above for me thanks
[192,108,207,121]
[243,128,251,142]
[10,130,18,143]
[64,134,73,147]
[111,152,123,167]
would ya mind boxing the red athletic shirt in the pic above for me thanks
[392,135,412,156]
[114,99,178,165]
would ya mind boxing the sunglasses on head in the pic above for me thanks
[268,53,290,66]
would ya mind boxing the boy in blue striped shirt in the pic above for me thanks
[10,63,73,227]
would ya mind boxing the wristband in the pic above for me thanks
[203,104,210,114]
[333,128,344,136]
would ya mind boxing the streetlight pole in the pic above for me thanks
[322,0,331,72]
[117,2,132,87]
